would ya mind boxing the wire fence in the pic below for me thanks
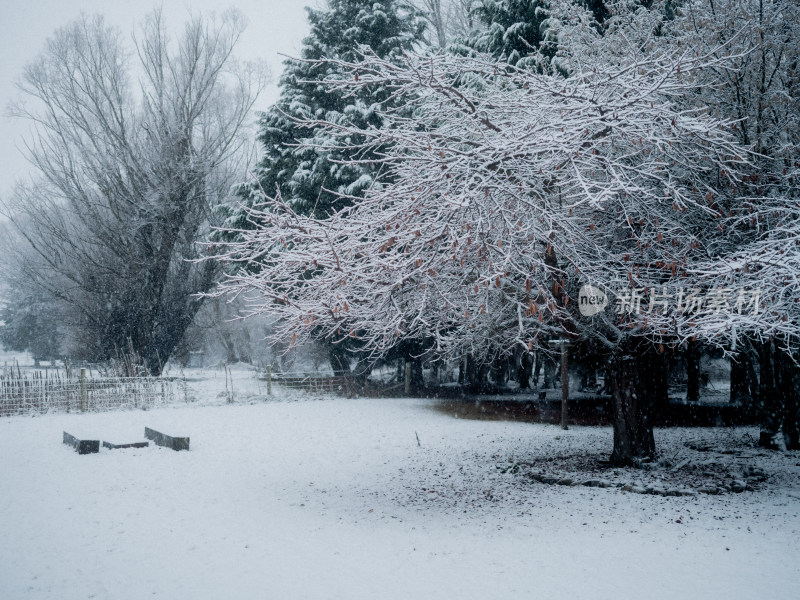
[266,370,405,397]
[269,372,355,395]
[0,370,186,417]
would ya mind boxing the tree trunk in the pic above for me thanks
[411,359,425,391]
[532,351,542,387]
[328,342,351,376]
[608,347,658,466]
[560,342,569,430]
[490,353,508,387]
[429,359,440,385]
[214,300,239,365]
[428,0,447,48]
[758,341,782,448]
[517,351,533,390]
[776,350,799,450]
[685,340,701,402]
[729,352,750,405]
[746,349,760,408]
[543,354,557,389]
[466,354,488,391]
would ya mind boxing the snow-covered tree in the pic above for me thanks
[212,21,752,463]
[666,0,800,448]
[2,9,267,374]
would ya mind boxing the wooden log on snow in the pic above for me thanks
[63,431,99,454]
[144,427,190,451]
[102,441,150,450]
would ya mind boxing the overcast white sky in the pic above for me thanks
[0,0,314,200]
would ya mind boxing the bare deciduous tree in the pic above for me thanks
[411,0,476,48]
[1,9,267,374]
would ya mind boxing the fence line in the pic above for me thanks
[268,371,353,395]
[0,371,185,417]
[265,370,404,396]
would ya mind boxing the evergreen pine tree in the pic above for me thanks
[463,0,552,69]
[235,0,426,220]
[459,1,612,71]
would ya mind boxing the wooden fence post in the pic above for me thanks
[404,361,411,396]
[80,368,87,412]
[267,364,272,396]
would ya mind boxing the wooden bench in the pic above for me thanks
[144,427,189,451]
[63,431,99,454]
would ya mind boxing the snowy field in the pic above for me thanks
[1,367,799,599]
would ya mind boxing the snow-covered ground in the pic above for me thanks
[1,368,799,599]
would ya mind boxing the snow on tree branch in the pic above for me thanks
[210,40,797,361]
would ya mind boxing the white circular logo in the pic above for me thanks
[578,285,608,316]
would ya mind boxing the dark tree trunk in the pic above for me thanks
[758,341,782,448]
[328,343,351,376]
[730,352,750,405]
[466,354,477,388]
[517,351,533,390]
[776,350,799,450]
[142,259,219,375]
[353,356,372,381]
[574,346,598,392]
[756,344,800,449]
[429,359,440,385]
[608,345,664,466]
[746,350,760,406]
[532,351,542,387]
[731,346,759,418]
[784,382,800,450]
[490,353,509,387]
[685,340,701,402]
[466,354,489,391]
[411,359,424,391]
[543,354,557,389]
